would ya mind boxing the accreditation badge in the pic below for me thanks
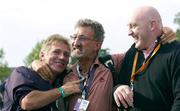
[73,98,89,111]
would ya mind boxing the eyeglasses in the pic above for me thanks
[70,35,96,42]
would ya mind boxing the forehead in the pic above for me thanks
[50,42,70,52]
[128,14,146,27]
[74,26,94,37]
[129,9,148,23]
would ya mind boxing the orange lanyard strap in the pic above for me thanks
[130,43,161,82]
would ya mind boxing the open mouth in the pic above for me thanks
[54,60,65,67]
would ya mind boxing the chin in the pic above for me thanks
[135,44,140,49]
[135,42,143,50]
[55,70,64,74]
[72,53,83,59]
[135,46,143,50]
[52,67,64,73]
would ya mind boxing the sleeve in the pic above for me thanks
[111,53,125,85]
[13,86,33,105]
[111,53,125,75]
[6,67,37,105]
[171,49,180,111]
[115,46,136,86]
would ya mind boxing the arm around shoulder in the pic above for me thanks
[21,88,61,110]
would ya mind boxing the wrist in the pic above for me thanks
[57,87,66,98]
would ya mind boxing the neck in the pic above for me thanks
[142,31,162,59]
[142,41,156,59]
[78,56,96,73]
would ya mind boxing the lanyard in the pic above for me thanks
[77,64,85,91]
[76,64,97,99]
[130,43,161,89]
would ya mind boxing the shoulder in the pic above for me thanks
[110,54,125,68]
[111,53,125,61]
[6,66,40,87]
[159,41,180,67]
[161,41,180,54]
[11,66,37,79]
[5,67,37,94]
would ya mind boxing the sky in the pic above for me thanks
[0,0,179,67]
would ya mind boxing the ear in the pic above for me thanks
[95,42,102,50]
[150,20,156,31]
[39,51,45,61]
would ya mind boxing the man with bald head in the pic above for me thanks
[113,6,180,111]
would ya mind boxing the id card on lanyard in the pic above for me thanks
[74,64,97,111]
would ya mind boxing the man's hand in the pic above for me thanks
[61,79,83,97]
[31,60,53,81]
[114,85,134,109]
[160,27,176,44]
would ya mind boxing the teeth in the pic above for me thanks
[56,61,64,65]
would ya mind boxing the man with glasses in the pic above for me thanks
[64,19,124,111]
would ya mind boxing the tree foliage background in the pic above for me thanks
[174,12,180,40]
[24,41,42,66]
[0,48,12,80]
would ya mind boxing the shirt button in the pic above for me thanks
[100,77,104,82]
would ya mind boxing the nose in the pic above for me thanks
[72,37,81,48]
[58,53,65,59]
[128,28,133,36]
[58,53,69,64]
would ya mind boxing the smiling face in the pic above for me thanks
[127,13,152,50]
[40,42,70,75]
[40,35,71,75]
[127,6,162,50]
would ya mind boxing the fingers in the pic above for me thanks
[167,37,176,43]
[115,90,128,108]
[114,91,121,107]
[32,60,50,74]
[121,88,133,107]
[42,64,53,76]
[36,64,53,79]
[66,79,82,85]
[161,26,176,44]
[31,60,42,71]
[161,32,176,40]
[162,26,173,34]
[62,80,82,96]
[160,33,176,44]
[113,85,133,108]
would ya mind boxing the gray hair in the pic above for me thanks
[75,18,105,42]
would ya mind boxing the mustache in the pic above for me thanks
[72,44,83,51]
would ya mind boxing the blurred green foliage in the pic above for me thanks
[174,12,180,41]
[0,48,12,80]
[24,41,42,66]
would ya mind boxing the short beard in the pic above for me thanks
[71,51,83,59]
